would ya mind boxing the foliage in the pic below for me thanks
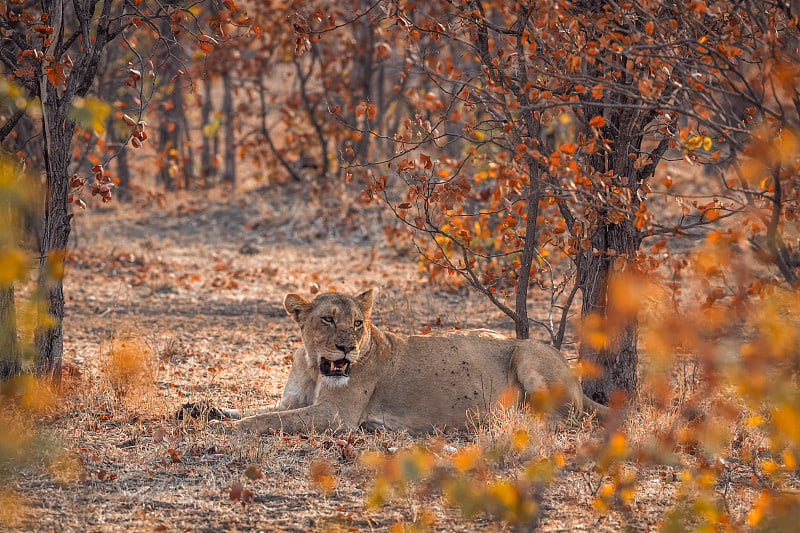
[286,0,800,530]
[3,0,800,529]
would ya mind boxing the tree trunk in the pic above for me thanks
[514,168,543,340]
[0,285,20,380]
[221,70,236,186]
[156,19,183,190]
[200,75,217,187]
[578,221,640,404]
[35,102,74,380]
[176,82,194,188]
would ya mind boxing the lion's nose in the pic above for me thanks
[336,344,355,355]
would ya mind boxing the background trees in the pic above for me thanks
[0,0,249,377]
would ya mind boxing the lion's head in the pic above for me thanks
[283,289,374,384]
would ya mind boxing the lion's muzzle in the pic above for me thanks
[320,357,351,377]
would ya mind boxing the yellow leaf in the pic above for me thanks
[202,119,219,138]
[512,429,528,451]
[553,453,566,468]
[599,482,615,497]
[488,480,518,508]
[620,485,636,504]
[68,97,111,135]
[609,432,627,457]
[746,414,764,427]
[525,457,555,483]
[593,496,609,512]
[761,459,778,474]
[687,135,703,150]
[0,248,27,285]
[772,406,800,441]
[783,449,797,471]
[453,445,482,471]
[586,331,607,350]
[45,249,66,280]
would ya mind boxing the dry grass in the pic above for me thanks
[2,183,792,532]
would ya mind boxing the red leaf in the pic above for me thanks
[44,63,65,88]
[420,153,432,169]
[229,481,243,501]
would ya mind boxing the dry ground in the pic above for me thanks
[5,182,758,532]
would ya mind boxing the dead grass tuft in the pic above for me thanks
[0,489,27,527]
[99,335,156,404]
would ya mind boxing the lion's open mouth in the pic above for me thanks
[320,357,351,377]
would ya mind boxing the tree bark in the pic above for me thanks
[578,221,640,404]
[514,168,542,340]
[0,285,20,380]
[35,101,73,380]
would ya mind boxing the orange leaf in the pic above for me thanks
[589,115,605,128]
[559,143,577,154]
[44,63,65,88]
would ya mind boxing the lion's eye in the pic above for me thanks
[354,320,363,328]
[321,316,334,325]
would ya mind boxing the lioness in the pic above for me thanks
[222,289,607,435]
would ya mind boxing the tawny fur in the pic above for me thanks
[230,289,608,435]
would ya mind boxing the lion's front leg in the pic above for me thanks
[236,402,355,434]
[277,347,320,410]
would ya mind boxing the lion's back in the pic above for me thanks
[362,330,517,432]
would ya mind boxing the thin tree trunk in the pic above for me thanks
[201,75,217,186]
[514,168,543,339]
[221,70,236,186]
[176,83,194,188]
[0,285,20,380]
[156,19,183,190]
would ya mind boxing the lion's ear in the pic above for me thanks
[284,293,312,323]
[355,288,374,317]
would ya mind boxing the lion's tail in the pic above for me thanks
[582,394,611,420]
